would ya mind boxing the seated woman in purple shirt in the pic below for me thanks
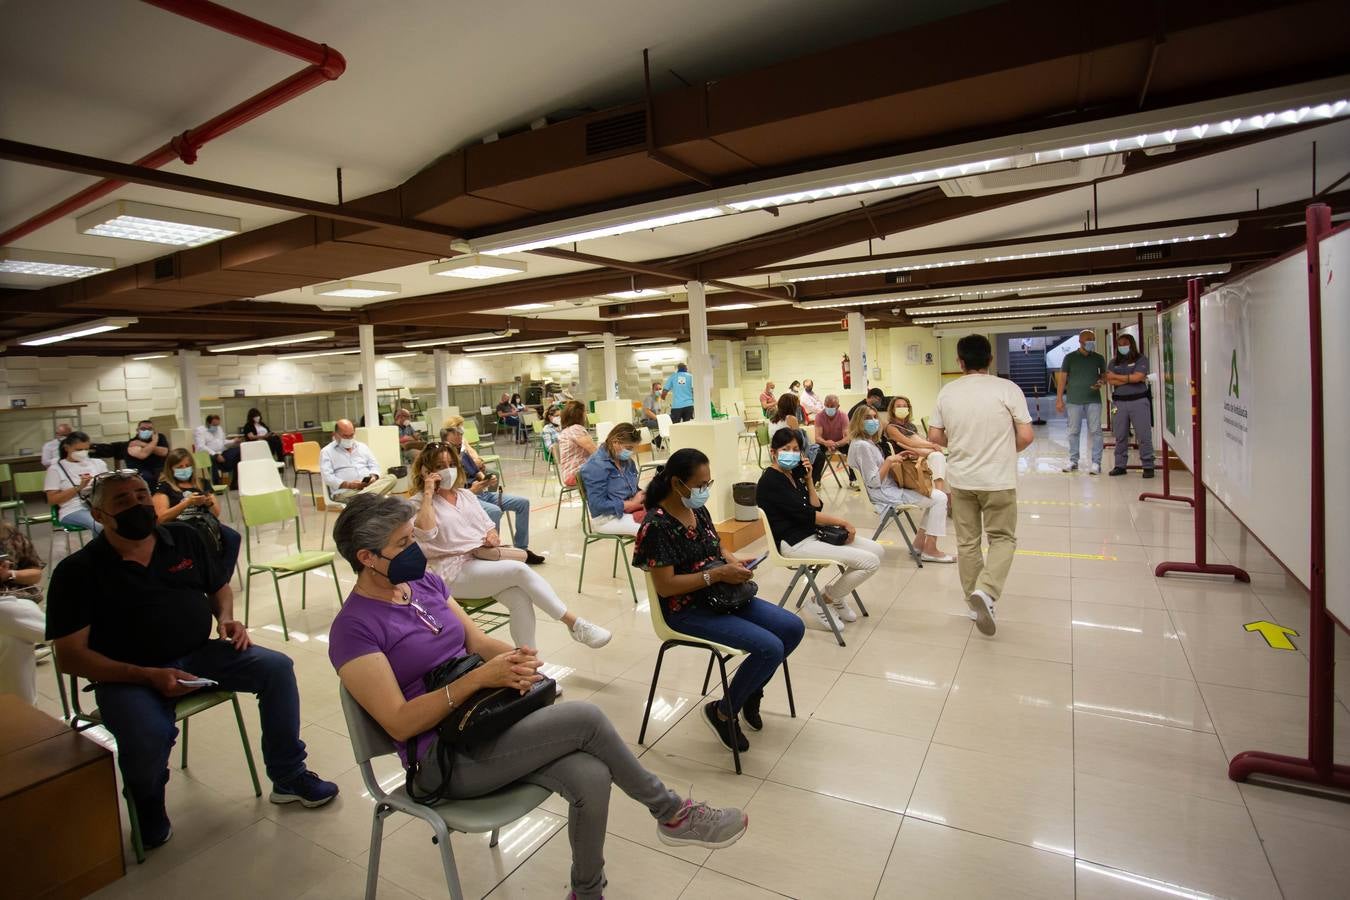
[326,493,748,900]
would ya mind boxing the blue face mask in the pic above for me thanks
[681,482,710,510]
[172,467,194,481]
[618,448,634,461]
[863,419,881,435]
[137,429,153,441]
[776,451,801,469]
[823,407,837,417]
[1083,340,1097,352]
[378,543,427,585]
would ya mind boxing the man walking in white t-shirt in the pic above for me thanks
[927,335,1035,637]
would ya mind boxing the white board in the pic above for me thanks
[1318,228,1350,626]
[1159,301,1193,470]
[1199,251,1310,588]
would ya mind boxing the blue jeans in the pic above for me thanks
[664,597,804,714]
[58,508,102,534]
[94,640,307,840]
[1066,402,1103,466]
[479,491,530,548]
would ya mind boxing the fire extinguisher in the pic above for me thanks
[841,354,852,390]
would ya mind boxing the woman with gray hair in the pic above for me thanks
[327,492,749,900]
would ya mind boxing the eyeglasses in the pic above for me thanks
[408,596,443,634]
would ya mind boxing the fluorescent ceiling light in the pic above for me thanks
[797,264,1231,309]
[383,352,419,359]
[0,248,115,278]
[709,302,758,312]
[77,200,240,246]
[755,320,841,331]
[430,254,527,280]
[604,288,675,300]
[775,221,1238,283]
[131,353,170,360]
[921,302,1156,326]
[480,207,723,256]
[279,348,360,360]
[465,347,562,359]
[209,330,335,353]
[313,280,400,299]
[464,335,584,353]
[19,316,137,346]
[584,336,679,349]
[403,330,519,348]
[506,303,553,311]
[907,289,1144,316]
[614,312,662,320]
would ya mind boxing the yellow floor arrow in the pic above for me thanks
[1244,620,1299,651]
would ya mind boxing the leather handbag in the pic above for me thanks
[897,455,934,497]
[815,524,850,545]
[405,654,557,804]
[696,559,756,613]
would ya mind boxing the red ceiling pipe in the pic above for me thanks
[0,0,346,247]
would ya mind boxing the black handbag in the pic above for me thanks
[405,654,557,804]
[815,524,849,545]
[696,558,757,613]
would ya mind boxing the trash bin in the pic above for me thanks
[732,482,758,521]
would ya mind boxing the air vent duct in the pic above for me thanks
[586,110,647,156]
[153,256,177,280]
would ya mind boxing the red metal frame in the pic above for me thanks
[0,0,346,247]
[1228,203,1350,791]
[1153,278,1249,582]
[1140,302,1195,505]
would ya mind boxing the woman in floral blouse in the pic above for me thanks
[632,449,803,755]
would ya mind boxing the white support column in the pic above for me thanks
[847,312,869,391]
[177,349,202,429]
[602,332,619,400]
[433,349,450,408]
[724,340,739,389]
[359,324,379,426]
[687,280,712,422]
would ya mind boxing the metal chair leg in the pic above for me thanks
[782,659,797,717]
[272,572,289,641]
[489,827,501,848]
[638,643,672,744]
[180,717,190,768]
[807,568,846,646]
[701,653,716,696]
[365,807,387,900]
[577,539,590,592]
[715,654,741,774]
[852,589,869,617]
[231,694,262,796]
[432,819,466,900]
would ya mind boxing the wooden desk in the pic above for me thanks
[0,694,124,899]
[717,518,765,552]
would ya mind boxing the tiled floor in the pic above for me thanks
[34,422,1350,899]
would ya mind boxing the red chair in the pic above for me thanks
[280,432,304,456]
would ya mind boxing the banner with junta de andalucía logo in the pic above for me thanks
[1209,282,1253,494]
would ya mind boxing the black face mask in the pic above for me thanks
[378,543,427,585]
[110,503,157,540]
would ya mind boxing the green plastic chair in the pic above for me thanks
[62,664,260,864]
[755,423,771,468]
[0,463,23,527]
[529,420,549,475]
[48,504,89,560]
[13,470,53,538]
[455,595,511,635]
[550,455,580,527]
[461,422,504,489]
[193,449,235,521]
[575,480,639,604]
[240,489,343,641]
[321,420,337,434]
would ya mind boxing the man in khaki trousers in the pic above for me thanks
[927,335,1035,637]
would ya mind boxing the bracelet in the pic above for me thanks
[443,684,455,710]
[701,571,712,587]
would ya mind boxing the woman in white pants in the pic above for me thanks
[756,429,882,630]
[882,395,950,506]
[408,443,611,651]
[847,406,954,563]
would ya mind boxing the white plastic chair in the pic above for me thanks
[339,686,551,900]
[595,421,614,445]
[239,438,283,471]
[637,570,795,774]
[756,508,868,647]
[656,414,673,455]
[236,458,302,540]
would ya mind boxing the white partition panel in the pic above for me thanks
[1199,251,1310,587]
[1318,227,1350,625]
[1158,301,1193,470]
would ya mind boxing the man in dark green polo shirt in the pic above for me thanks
[45,470,338,851]
[1055,330,1106,474]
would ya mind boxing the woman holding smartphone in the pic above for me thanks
[756,429,882,632]
[633,449,803,752]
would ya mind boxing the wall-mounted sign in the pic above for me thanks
[9,399,27,409]
[233,388,246,397]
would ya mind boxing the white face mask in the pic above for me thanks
[207,423,221,432]
[549,417,560,426]
[68,449,89,462]
[338,437,355,450]
[436,467,457,485]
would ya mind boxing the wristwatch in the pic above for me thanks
[701,571,712,587]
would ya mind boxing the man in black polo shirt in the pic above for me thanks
[45,471,337,850]
[847,387,889,420]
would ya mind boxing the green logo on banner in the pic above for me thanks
[1228,349,1240,398]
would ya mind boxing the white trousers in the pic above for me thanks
[0,595,46,705]
[781,534,884,602]
[924,450,947,482]
[449,558,569,648]
[902,488,948,537]
[591,513,640,535]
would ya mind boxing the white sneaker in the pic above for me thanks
[964,590,997,636]
[570,618,612,649]
[1088,463,1101,475]
[808,603,843,631]
[828,596,858,623]
[1063,462,1078,472]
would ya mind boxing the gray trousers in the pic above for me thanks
[1112,397,1155,469]
[414,701,681,900]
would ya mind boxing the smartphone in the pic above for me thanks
[745,553,769,571]
[177,677,219,688]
